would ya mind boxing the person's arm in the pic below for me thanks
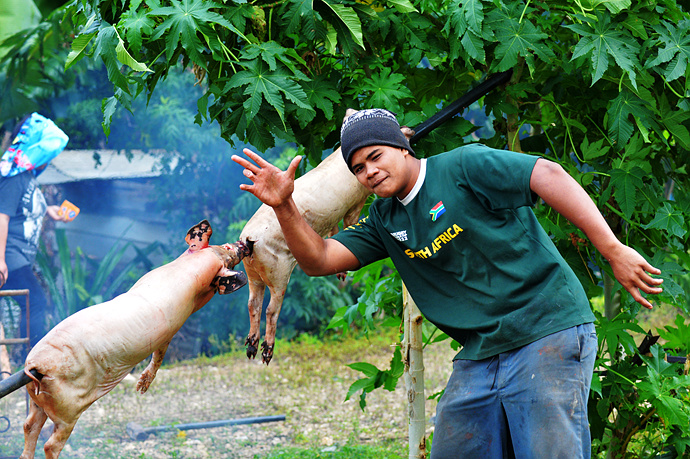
[231,148,361,276]
[529,158,663,309]
[0,213,9,286]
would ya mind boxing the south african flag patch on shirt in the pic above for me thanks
[430,201,445,221]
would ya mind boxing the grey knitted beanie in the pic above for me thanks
[340,109,414,172]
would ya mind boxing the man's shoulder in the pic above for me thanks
[369,196,395,215]
[428,144,497,164]
[432,144,540,169]
[0,171,33,192]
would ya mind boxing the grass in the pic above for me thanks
[1,323,448,459]
[261,444,406,458]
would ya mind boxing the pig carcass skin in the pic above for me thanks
[239,119,414,364]
[240,148,369,364]
[19,220,250,459]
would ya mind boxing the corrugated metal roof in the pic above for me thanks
[37,149,178,185]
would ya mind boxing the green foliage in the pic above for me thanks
[345,345,404,410]
[262,444,405,458]
[36,228,156,322]
[327,259,402,334]
[658,314,690,356]
[590,311,690,457]
[278,269,356,339]
[4,0,690,456]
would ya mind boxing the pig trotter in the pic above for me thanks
[261,341,274,365]
[212,270,248,295]
[136,371,155,394]
[245,335,259,359]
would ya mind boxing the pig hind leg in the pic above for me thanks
[42,417,79,459]
[244,263,265,360]
[262,277,290,365]
[20,398,48,459]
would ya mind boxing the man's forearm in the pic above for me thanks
[271,198,361,277]
[272,198,329,270]
[530,158,662,308]
[530,159,620,258]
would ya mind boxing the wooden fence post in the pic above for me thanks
[403,284,427,458]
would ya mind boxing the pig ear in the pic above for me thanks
[185,219,213,251]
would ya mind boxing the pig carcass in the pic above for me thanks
[18,220,250,459]
[240,117,414,364]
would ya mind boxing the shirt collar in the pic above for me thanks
[399,158,427,206]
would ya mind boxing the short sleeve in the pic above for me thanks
[458,145,539,211]
[330,210,389,267]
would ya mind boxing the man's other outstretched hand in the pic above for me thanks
[608,244,663,309]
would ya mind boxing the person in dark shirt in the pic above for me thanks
[0,113,71,350]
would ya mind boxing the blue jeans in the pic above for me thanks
[430,323,597,459]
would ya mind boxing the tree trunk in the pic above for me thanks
[506,58,525,153]
[403,284,427,459]
[604,271,621,320]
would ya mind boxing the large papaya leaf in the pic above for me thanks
[566,11,640,88]
[643,202,687,238]
[227,59,312,122]
[607,90,652,149]
[647,20,690,82]
[487,6,554,74]
[609,166,646,219]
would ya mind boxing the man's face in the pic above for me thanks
[350,145,415,199]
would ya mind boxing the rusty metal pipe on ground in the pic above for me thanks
[126,414,286,441]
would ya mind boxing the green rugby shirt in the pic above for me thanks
[332,144,595,360]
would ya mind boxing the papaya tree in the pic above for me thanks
[2,0,689,455]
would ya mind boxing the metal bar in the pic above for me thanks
[0,338,29,345]
[127,414,287,441]
[410,69,513,144]
[0,289,29,297]
[0,368,43,399]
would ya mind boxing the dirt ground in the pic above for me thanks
[0,334,456,458]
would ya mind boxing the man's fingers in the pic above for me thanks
[286,156,302,177]
[635,294,654,310]
[637,281,663,295]
[242,147,271,167]
[232,148,266,171]
[231,154,253,170]
[642,262,662,276]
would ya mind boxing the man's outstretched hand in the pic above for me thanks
[608,244,663,309]
[232,148,303,209]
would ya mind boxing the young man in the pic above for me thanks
[232,109,663,458]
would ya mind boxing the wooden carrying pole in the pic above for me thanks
[402,284,427,459]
